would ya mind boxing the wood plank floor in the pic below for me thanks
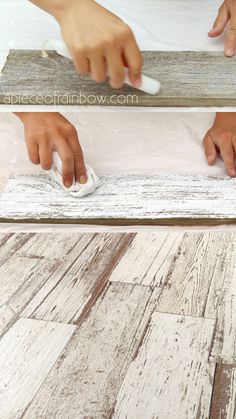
[1,50,236,107]
[0,231,236,418]
[0,174,236,226]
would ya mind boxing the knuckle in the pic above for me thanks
[119,23,132,39]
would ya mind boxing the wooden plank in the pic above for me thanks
[155,233,234,317]
[17,232,87,260]
[0,255,60,335]
[1,50,236,107]
[210,364,236,419]
[113,312,215,419]
[0,232,34,267]
[0,174,236,226]
[22,233,132,324]
[0,317,75,418]
[109,232,183,287]
[205,237,236,364]
[22,283,155,419]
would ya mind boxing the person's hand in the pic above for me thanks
[203,112,236,176]
[31,0,143,88]
[209,0,236,57]
[15,112,87,187]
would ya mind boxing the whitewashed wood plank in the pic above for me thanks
[0,256,60,336]
[0,174,236,225]
[0,233,34,267]
[17,232,86,260]
[0,317,75,419]
[154,233,233,317]
[22,233,132,324]
[22,283,156,419]
[113,312,215,419]
[110,232,183,287]
[210,364,236,419]
[205,237,236,364]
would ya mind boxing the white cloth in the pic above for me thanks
[49,152,101,198]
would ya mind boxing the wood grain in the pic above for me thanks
[1,50,236,107]
[22,233,132,324]
[154,232,234,317]
[1,174,236,226]
[22,283,155,419]
[0,232,34,267]
[210,364,236,419]
[0,255,60,335]
[109,232,184,287]
[0,317,75,419]
[113,312,215,419]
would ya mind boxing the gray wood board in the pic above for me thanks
[0,174,236,225]
[1,50,236,107]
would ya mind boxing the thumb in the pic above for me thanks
[203,133,217,165]
[208,3,229,37]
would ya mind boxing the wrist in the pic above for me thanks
[46,0,93,22]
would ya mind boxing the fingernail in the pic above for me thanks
[132,76,142,88]
[225,48,235,57]
[207,155,214,164]
[79,175,87,184]
[229,169,236,177]
[64,178,72,188]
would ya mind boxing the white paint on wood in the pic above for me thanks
[210,364,236,419]
[110,232,183,287]
[113,312,215,419]
[22,283,154,419]
[22,233,131,323]
[18,232,86,260]
[0,174,236,222]
[0,232,33,267]
[205,237,236,363]
[154,233,233,317]
[0,256,59,335]
[0,317,75,418]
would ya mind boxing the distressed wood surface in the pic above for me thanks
[210,364,236,419]
[22,233,132,324]
[0,317,75,419]
[0,174,236,225]
[113,312,215,419]
[1,50,236,107]
[0,232,33,267]
[109,232,184,287]
[0,255,60,336]
[22,283,155,419]
[154,232,234,317]
[0,231,235,417]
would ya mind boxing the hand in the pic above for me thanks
[209,0,236,57]
[203,112,236,176]
[31,0,143,88]
[15,112,87,187]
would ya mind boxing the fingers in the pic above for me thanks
[73,53,90,75]
[89,52,106,83]
[208,3,229,37]
[106,50,125,88]
[38,139,53,171]
[203,133,218,165]
[55,140,75,188]
[66,127,87,184]
[123,33,143,88]
[224,13,236,56]
[220,137,236,176]
[26,137,40,165]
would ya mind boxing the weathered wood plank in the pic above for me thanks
[0,232,34,267]
[210,364,236,419]
[0,317,75,419]
[1,50,236,107]
[22,283,156,419]
[205,237,236,364]
[154,233,234,317]
[113,312,215,419]
[109,232,183,287]
[22,233,132,324]
[1,174,236,225]
[0,255,60,336]
[17,232,87,260]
